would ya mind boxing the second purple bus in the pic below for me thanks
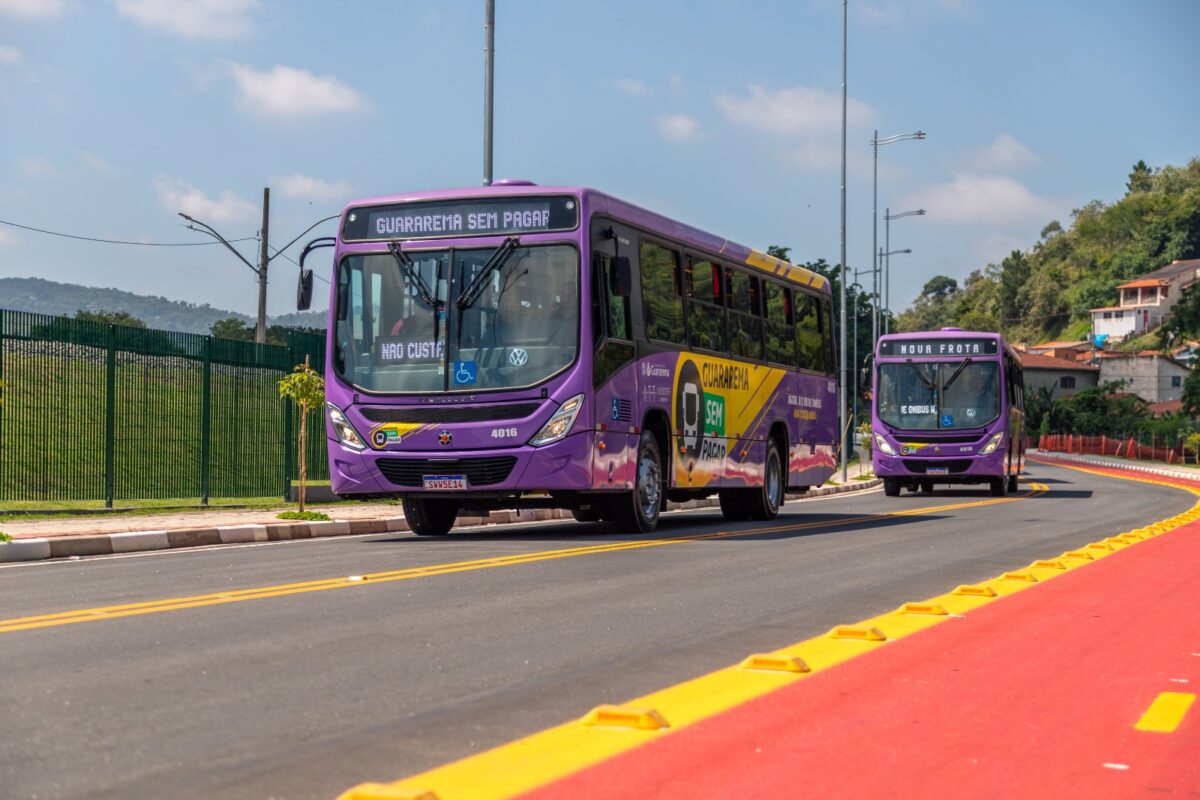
[297,182,839,535]
[871,328,1025,496]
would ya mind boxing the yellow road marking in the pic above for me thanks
[0,486,1045,635]
[1135,692,1195,733]
[337,471,1200,800]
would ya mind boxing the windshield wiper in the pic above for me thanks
[388,241,440,310]
[905,359,936,390]
[457,236,519,311]
[942,357,972,391]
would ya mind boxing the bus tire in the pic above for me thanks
[1007,473,1019,493]
[883,477,900,497]
[746,442,784,521]
[610,431,663,533]
[403,497,458,535]
[989,477,1007,497]
[719,490,751,521]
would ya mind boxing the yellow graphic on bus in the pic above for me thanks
[367,422,428,450]
[671,353,787,487]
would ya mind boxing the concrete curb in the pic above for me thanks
[0,480,880,564]
[1030,449,1200,484]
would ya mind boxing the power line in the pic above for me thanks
[0,217,258,247]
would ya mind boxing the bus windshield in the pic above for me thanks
[877,360,1000,430]
[334,244,579,393]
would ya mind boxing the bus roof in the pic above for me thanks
[341,183,830,295]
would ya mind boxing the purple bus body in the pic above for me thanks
[321,185,838,510]
[871,329,1025,494]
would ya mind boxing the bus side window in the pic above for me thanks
[795,291,821,372]
[640,241,686,345]
[727,268,764,360]
[820,298,835,375]
[685,256,727,353]
[764,282,794,366]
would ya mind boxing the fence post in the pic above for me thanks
[283,346,293,502]
[200,336,212,507]
[104,324,116,509]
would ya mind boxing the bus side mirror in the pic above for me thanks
[610,256,632,297]
[297,269,314,311]
[860,353,874,389]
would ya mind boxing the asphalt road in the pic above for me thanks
[0,460,1190,800]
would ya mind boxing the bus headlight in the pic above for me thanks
[326,402,367,451]
[980,431,1005,455]
[529,394,584,447]
[874,432,897,456]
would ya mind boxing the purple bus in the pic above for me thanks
[871,328,1025,497]
[297,182,838,534]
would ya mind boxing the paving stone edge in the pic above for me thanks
[0,480,881,563]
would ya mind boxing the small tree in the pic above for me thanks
[278,357,325,512]
[1186,433,1200,466]
[856,420,873,476]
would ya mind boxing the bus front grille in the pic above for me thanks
[361,403,541,424]
[377,456,519,487]
[902,459,973,474]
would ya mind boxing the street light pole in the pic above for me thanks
[839,0,848,482]
[872,130,925,343]
[483,0,495,186]
[883,208,925,333]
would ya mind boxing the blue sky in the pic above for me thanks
[2,0,1198,321]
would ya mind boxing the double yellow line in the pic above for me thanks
[0,486,1043,636]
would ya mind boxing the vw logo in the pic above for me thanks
[508,348,528,367]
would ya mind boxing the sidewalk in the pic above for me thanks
[0,473,880,563]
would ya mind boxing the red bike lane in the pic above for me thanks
[524,462,1200,799]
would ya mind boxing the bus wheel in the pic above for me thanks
[989,477,1007,497]
[718,490,750,521]
[1007,474,1019,493]
[883,477,900,497]
[746,442,784,521]
[611,431,662,533]
[403,497,458,535]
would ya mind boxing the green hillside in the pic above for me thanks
[0,277,326,334]
[897,157,1200,343]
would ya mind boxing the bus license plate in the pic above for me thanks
[423,475,468,491]
[926,467,949,476]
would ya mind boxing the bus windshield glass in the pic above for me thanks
[334,244,578,393]
[877,360,1000,430]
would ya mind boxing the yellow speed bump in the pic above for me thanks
[898,602,949,616]
[1060,550,1094,561]
[340,785,438,800]
[1031,560,1068,570]
[739,654,811,673]
[999,571,1039,583]
[582,705,670,731]
[952,584,997,597]
[827,625,887,642]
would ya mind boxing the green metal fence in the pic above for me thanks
[0,309,328,506]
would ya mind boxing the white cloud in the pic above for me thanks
[856,3,903,26]
[715,84,875,135]
[0,228,18,247]
[901,174,1062,227]
[18,156,54,177]
[968,133,1039,172]
[79,150,114,173]
[972,233,1027,265]
[228,63,365,118]
[654,114,701,143]
[0,44,23,64]
[0,0,67,18]
[613,78,648,96]
[114,0,258,39]
[155,177,258,224]
[271,173,353,202]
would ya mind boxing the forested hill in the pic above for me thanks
[897,157,1200,344]
[0,277,325,334]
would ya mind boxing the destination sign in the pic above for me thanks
[342,196,579,241]
[879,338,998,357]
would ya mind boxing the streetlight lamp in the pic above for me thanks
[884,208,925,333]
[872,130,925,342]
[180,206,340,344]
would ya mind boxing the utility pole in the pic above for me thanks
[257,187,270,344]
[838,0,848,482]
[483,0,495,186]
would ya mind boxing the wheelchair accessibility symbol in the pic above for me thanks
[453,360,477,385]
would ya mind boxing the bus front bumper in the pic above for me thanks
[873,449,1007,481]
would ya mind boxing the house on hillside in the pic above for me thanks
[1026,340,1091,362]
[1095,350,1191,403]
[1089,258,1200,342]
[1018,352,1099,398]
